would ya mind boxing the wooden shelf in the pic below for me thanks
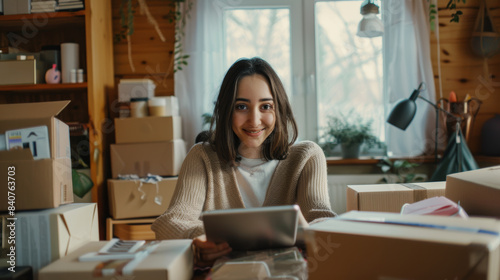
[0,83,87,92]
[475,155,500,165]
[0,10,86,29]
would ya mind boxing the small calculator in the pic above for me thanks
[99,239,146,254]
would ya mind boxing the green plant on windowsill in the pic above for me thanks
[321,113,382,159]
[377,158,426,184]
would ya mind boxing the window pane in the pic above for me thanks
[224,8,292,97]
[315,1,384,143]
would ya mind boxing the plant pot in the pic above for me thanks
[341,143,361,159]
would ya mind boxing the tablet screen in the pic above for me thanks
[201,205,299,251]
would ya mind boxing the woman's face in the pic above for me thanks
[232,74,276,159]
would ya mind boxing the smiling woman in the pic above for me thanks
[152,57,336,267]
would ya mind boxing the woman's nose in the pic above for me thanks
[247,108,261,126]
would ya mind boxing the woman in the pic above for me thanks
[152,57,335,266]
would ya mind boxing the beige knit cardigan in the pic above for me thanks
[151,140,336,240]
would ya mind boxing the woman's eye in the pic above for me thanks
[235,104,247,110]
[261,104,273,110]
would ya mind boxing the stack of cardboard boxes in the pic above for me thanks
[0,101,99,278]
[306,166,500,279]
[107,79,186,241]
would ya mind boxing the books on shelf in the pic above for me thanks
[56,0,85,11]
[31,0,57,13]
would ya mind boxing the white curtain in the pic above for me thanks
[383,0,440,157]
[175,1,226,149]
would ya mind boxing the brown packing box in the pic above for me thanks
[110,140,186,178]
[114,115,182,144]
[0,101,73,211]
[446,166,500,218]
[108,177,177,219]
[114,223,156,240]
[346,181,445,213]
[305,211,500,280]
[39,240,194,280]
[8,203,99,275]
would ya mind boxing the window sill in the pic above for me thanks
[326,155,500,166]
[326,155,437,166]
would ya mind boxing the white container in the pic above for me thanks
[118,79,156,102]
[60,43,79,83]
[148,97,167,116]
[130,98,149,118]
[155,96,179,116]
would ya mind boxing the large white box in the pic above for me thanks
[12,203,99,275]
[39,240,193,280]
[118,79,156,102]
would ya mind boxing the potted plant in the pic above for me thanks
[321,113,381,158]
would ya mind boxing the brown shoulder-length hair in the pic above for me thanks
[208,57,298,164]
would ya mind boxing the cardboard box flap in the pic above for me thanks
[0,100,70,121]
[57,203,99,256]
[448,166,500,190]
[0,149,34,161]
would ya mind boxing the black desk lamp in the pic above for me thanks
[386,82,461,162]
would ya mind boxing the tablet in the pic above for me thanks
[201,205,299,251]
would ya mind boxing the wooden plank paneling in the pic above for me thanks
[111,0,175,99]
[431,0,500,154]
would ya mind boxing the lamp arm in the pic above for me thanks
[417,96,461,122]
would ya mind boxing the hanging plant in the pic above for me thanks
[116,0,192,73]
[428,0,466,32]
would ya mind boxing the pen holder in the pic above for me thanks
[438,97,482,142]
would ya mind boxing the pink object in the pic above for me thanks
[45,64,61,84]
[401,196,468,218]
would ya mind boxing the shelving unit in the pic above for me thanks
[0,0,114,239]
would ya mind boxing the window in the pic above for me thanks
[218,0,384,154]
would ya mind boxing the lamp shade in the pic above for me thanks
[357,14,384,38]
[387,99,416,130]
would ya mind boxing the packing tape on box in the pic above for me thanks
[401,183,427,202]
[117,174,164,205]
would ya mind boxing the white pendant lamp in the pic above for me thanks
[357,0,383,38]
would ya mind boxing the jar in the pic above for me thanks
[148,97,167,117]
[130,97,149,118]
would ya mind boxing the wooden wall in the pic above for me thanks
[111,0,175,105]
[431,0,500,155]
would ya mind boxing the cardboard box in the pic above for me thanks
[0,101,73,211]
[0,59,36,85]
[110,140,186,178]
[446,166,500,218]
[3,0,30,15]
[108,177,177,219]
[346,181,445,213]
[10,203,99,275]
[39,240,194,280]
[305,211,500,280]
[114,223,156,240]
[114,116,182,144]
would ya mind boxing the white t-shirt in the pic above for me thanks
[235,157,279,207]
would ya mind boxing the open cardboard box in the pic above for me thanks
[305,211,500,279]
[346,181,445,213]
[0,101,73,211]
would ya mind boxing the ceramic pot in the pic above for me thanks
[341,143,361,159]
[480,114,500,156]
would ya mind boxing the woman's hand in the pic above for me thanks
[193,235,232,267]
